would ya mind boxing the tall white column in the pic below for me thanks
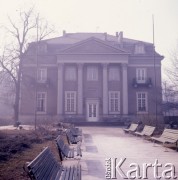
[122,63,128,115]
[57,63,64,116]
[103,63,108,115]
[77,63,83,114]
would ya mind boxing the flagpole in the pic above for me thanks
[152,15,158,125]
[34,14,39,131]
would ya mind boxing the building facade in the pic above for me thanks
[20,32,164,123]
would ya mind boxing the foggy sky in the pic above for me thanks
[0,0,178,80]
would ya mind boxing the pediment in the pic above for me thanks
[59,37,128,54]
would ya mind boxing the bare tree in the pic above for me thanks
[0,7,54,125]
[166,43,178,89]
[162,80,178,117]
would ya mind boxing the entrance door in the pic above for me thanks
[87,100,99,121]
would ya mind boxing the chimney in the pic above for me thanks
[119,31,123,41]
[104,32,107,41]
[116,31,123,47]
[63,30,66,36]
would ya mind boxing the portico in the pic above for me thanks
[56,37,129,121]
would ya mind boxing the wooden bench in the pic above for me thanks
[123,123,138,133]
[56,136,82,161]
[66,129,82,144]
[134,125,155,139]
[151,129,178,151]
[25,147,81,180]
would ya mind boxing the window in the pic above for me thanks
[65,66,76,81]
[37,68,47,82]
[137,92,147,113]
[109,91,120,114]
[109,67,120,81]
[87,66,98,81]
[136,68,146,83]
[65,91,77,114]
[135,43,145,54]
[36,92,46,113]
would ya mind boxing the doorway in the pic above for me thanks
[86,99,99,121]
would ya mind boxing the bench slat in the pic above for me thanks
[123,123,138,133]
[151,129,178,151]
[66,130,82,144]
[55,136,82,160]
[26,147,81,180]
[28,149,60,180]
[135,125,155,137]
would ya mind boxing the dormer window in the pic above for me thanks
[135,43,145,54]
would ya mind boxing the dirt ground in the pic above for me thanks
[0,127,62,180]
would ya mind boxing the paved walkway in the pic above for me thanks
[1,125,178,179]
[79,127,178,180]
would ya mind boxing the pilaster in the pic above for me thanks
[122,63,128,115]
[77,63,83,114]
[57,63,64,116]
[103,63,108,115]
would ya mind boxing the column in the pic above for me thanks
[122,63,128,115]
[57,63,64,117]
[103,63,108,115]
[77,63,83,114]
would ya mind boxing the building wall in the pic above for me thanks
[46,67,58,115]
[20,63,162,122]
[127,58,162,116]
[20,67,36,115]
[20,34,164,123]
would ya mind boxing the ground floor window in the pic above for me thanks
[65,91,77,114]
[109,91,120,114]
[137,92,147,113]
[36,92,46,113]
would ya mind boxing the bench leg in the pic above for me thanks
[163,142,169,152]
[153,140,156,147]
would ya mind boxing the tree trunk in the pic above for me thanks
[14,59,22,126]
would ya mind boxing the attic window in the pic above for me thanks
[135,43,145,54]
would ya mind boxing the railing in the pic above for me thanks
[132,77,152,88]
[36,79,50,88]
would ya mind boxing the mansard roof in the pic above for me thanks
[28,32,163,59]
[44,32,151,45]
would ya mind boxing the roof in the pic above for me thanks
[28,32,163,59]
[44,32,152,45]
